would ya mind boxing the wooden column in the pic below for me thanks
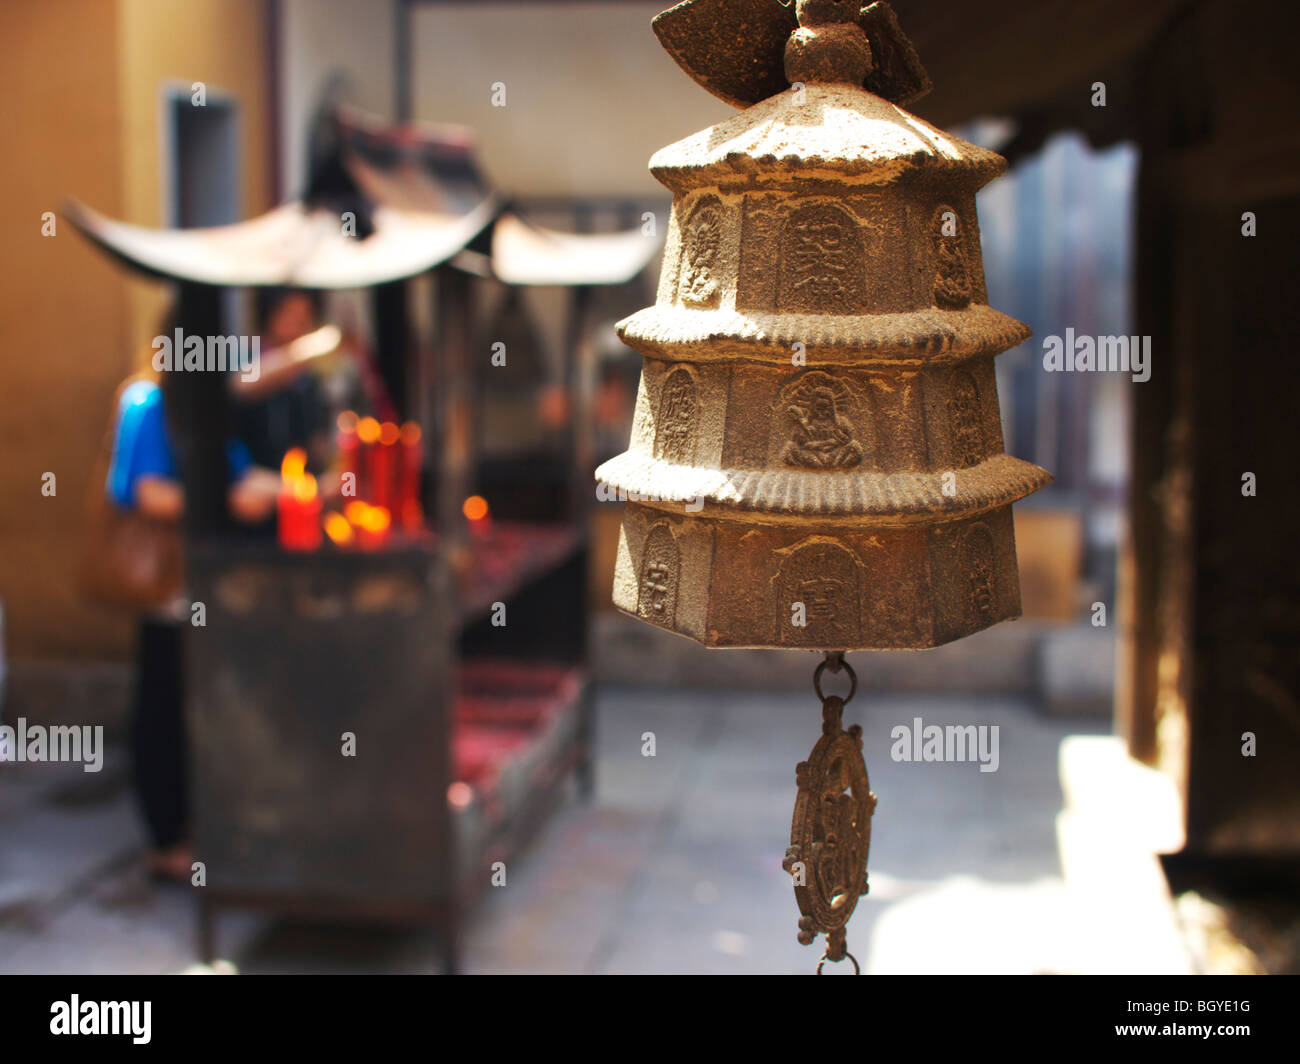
[564,284,596,526]
[1122,0,1300,857]
[431,262,476,970]
[372,279,411,418]
[173,282,231,538]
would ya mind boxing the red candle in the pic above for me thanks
[398,421,423,531]
[278,473,322,551]
[356,416,381,503]
[357,504,392,551]
[337,410,360,500]
[368,421,399,513]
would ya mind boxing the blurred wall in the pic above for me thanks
[279,0,397,200]
[118,0,273,354]
[411,1,732,198]
[0,0,270,661]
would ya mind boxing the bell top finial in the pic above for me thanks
[785,0,873,88]
[653,0,932,109]
[793,0,860,28]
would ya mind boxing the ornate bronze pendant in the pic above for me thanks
[784,653,874,972]
[597,0,1049,971]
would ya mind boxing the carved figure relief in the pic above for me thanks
[777,203,866,313]
[637,523,680,627]
[678,196,724,307]
[932,205,972,309]
[949,370,984,467]
[774,539,862,647]
[654,365,699,465]
[780,371,865,469]
[961,523,997,626]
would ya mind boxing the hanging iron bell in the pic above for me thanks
[598,0,1052,970]
[597,0,1051,651]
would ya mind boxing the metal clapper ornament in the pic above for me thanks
[596,0,1050,972]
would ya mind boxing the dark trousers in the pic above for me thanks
[131,618,188,850]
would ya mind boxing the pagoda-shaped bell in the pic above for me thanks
[597,0,1051,971]
[598,0,1049,651]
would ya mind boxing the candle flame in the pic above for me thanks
[379,421,400,446]
[462,495,489,522]
[360,505,391,533]
[399,421,422,446]
[323,511,354,545]
[356,416,381,445]
[337,410,359,433]
[344,500,369,525]
[292,473,318,503]
[281,447,308,483]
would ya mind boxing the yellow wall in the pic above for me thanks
[0,0,270,661]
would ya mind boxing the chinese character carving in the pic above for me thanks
[775,538,862,647]
[778,203,866,313]
[637,523,681,626]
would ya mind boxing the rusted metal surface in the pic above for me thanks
[597,0,1050,651]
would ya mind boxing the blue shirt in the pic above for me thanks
[106,380,252,508]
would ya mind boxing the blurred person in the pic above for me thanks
[101,339,280,881]
[232,288,395,475]
[232,287,333,473]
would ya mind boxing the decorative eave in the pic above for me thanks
[617,304,1032,366]
[64,196,500,290]
[67,105,661,291]
[489,212,663,287]
[649,83,1005,194]
[595,451,1052,525]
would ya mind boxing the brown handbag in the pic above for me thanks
[78,375,184,611]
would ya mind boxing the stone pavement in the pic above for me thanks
[0,685,1105,974]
